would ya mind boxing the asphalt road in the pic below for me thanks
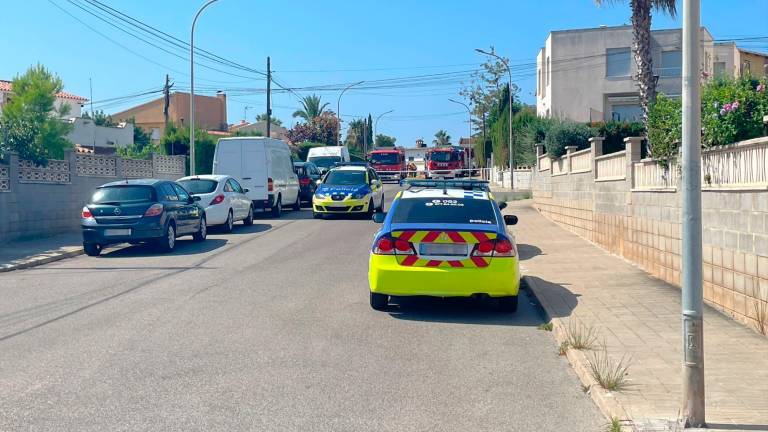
[0,184,603,431]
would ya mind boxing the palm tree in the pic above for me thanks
[255,113,282,126]
[292,94,329,121]
[433,130,452,146]
[595,0,677,129]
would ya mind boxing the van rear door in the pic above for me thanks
[242,140,268,201]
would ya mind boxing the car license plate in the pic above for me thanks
[419,243,467,256]
[104,229,131,236]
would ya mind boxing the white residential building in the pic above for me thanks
[65,117,134,153]
[713,42,768,79]
[536,25,715,122]
[0,79,88,118]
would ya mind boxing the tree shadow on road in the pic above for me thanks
[386,290,544,327]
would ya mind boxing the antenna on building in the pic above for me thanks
[90,77,95,152]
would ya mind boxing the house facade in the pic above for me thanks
[65,117,134,154]
[536,25,715,122]
[713,42,768,79]
[0,79,88,118]
[229,120,289,141]
[112,91,228,140]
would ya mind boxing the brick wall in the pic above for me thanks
[0,151,186,244]
[531,137,768,332]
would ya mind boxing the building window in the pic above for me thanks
[659,50,682,77]
[742,60,751,76]
[713,62,726,77]
[606,48,631,77]
[611,104,643,122]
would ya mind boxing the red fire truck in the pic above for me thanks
[426,146,471,179]
[367,147,406,181]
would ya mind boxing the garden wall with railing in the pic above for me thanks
[0,151,186,243]
[532,135,768,333]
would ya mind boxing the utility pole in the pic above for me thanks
[266,56,272,139]
[163,74,173,154]
[681,0,705,427]
[190,0,220,176]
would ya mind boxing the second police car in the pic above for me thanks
[368,180,520,312]
[312,163,385,219]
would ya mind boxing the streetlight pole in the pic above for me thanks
[681,0,705,427]
[336,81,364,146]
[373,109,394,145]
[190,0,219,176]
[448,98,472,179]
[476,48,514,189]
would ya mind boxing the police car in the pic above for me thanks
[368,179,520,312]
[312,163,385,219]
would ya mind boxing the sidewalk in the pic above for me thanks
[0,232,83,272]
[508,200,768,431]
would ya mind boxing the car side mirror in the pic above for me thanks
[372,212,386,223]
[503,214,518,226]
[190,196,199,203]
[316,179,322,185]
[498,201,507,210]
[243,188,250,193]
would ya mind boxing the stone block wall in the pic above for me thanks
[0,151,186,244]
[531,137,768,332]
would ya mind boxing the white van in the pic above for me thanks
[306,146,351,173]
[212,137,300,217]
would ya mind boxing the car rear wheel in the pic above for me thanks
[271,195,282,218]
[292,193,301,211]
[193,217,207,242]
[498,296,518,313]
[366,199,374,218]
[223,210,234,233]
[243,205,254,226]
[370,292,388,310]
[157,223,176,253]
[84,242,102,257]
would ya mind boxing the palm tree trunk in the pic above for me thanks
[631,0,656,143]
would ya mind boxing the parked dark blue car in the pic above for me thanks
[81,179,207,256]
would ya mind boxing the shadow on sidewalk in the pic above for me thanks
[523,276,580,320]
[517,244,543,261]
[705,424,768,431]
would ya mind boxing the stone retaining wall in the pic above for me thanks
[0,151,186,243]
[532,137,768,332]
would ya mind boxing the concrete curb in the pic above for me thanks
[0,248,84,273]
[523,275,634,430]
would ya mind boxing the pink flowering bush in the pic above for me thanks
[701,76,768,147]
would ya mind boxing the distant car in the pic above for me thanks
[294,162,322,204]
[177,175,254,232]
[81,179,207,256]
[312,164,384,219]
[368,179,520,312]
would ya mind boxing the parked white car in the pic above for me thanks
[177,175,253,232]
[213,137,300,217]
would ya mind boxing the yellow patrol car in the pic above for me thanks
[312,164,385,218]
[368,180,520,312]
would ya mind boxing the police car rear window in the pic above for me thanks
[391,198,496,225]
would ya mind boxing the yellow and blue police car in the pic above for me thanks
[368,179,520,312]
[312,164,385,219]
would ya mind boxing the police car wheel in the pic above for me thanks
[370,292,388,310]
[497,296,518,313]
[313,211,323,219]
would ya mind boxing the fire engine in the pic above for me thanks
[426,146,472,179]
[367,147,406,181]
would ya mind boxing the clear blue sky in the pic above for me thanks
[2,0,766,147]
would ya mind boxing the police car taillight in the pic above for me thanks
[471,238,516,257]
[373,236,414,255]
